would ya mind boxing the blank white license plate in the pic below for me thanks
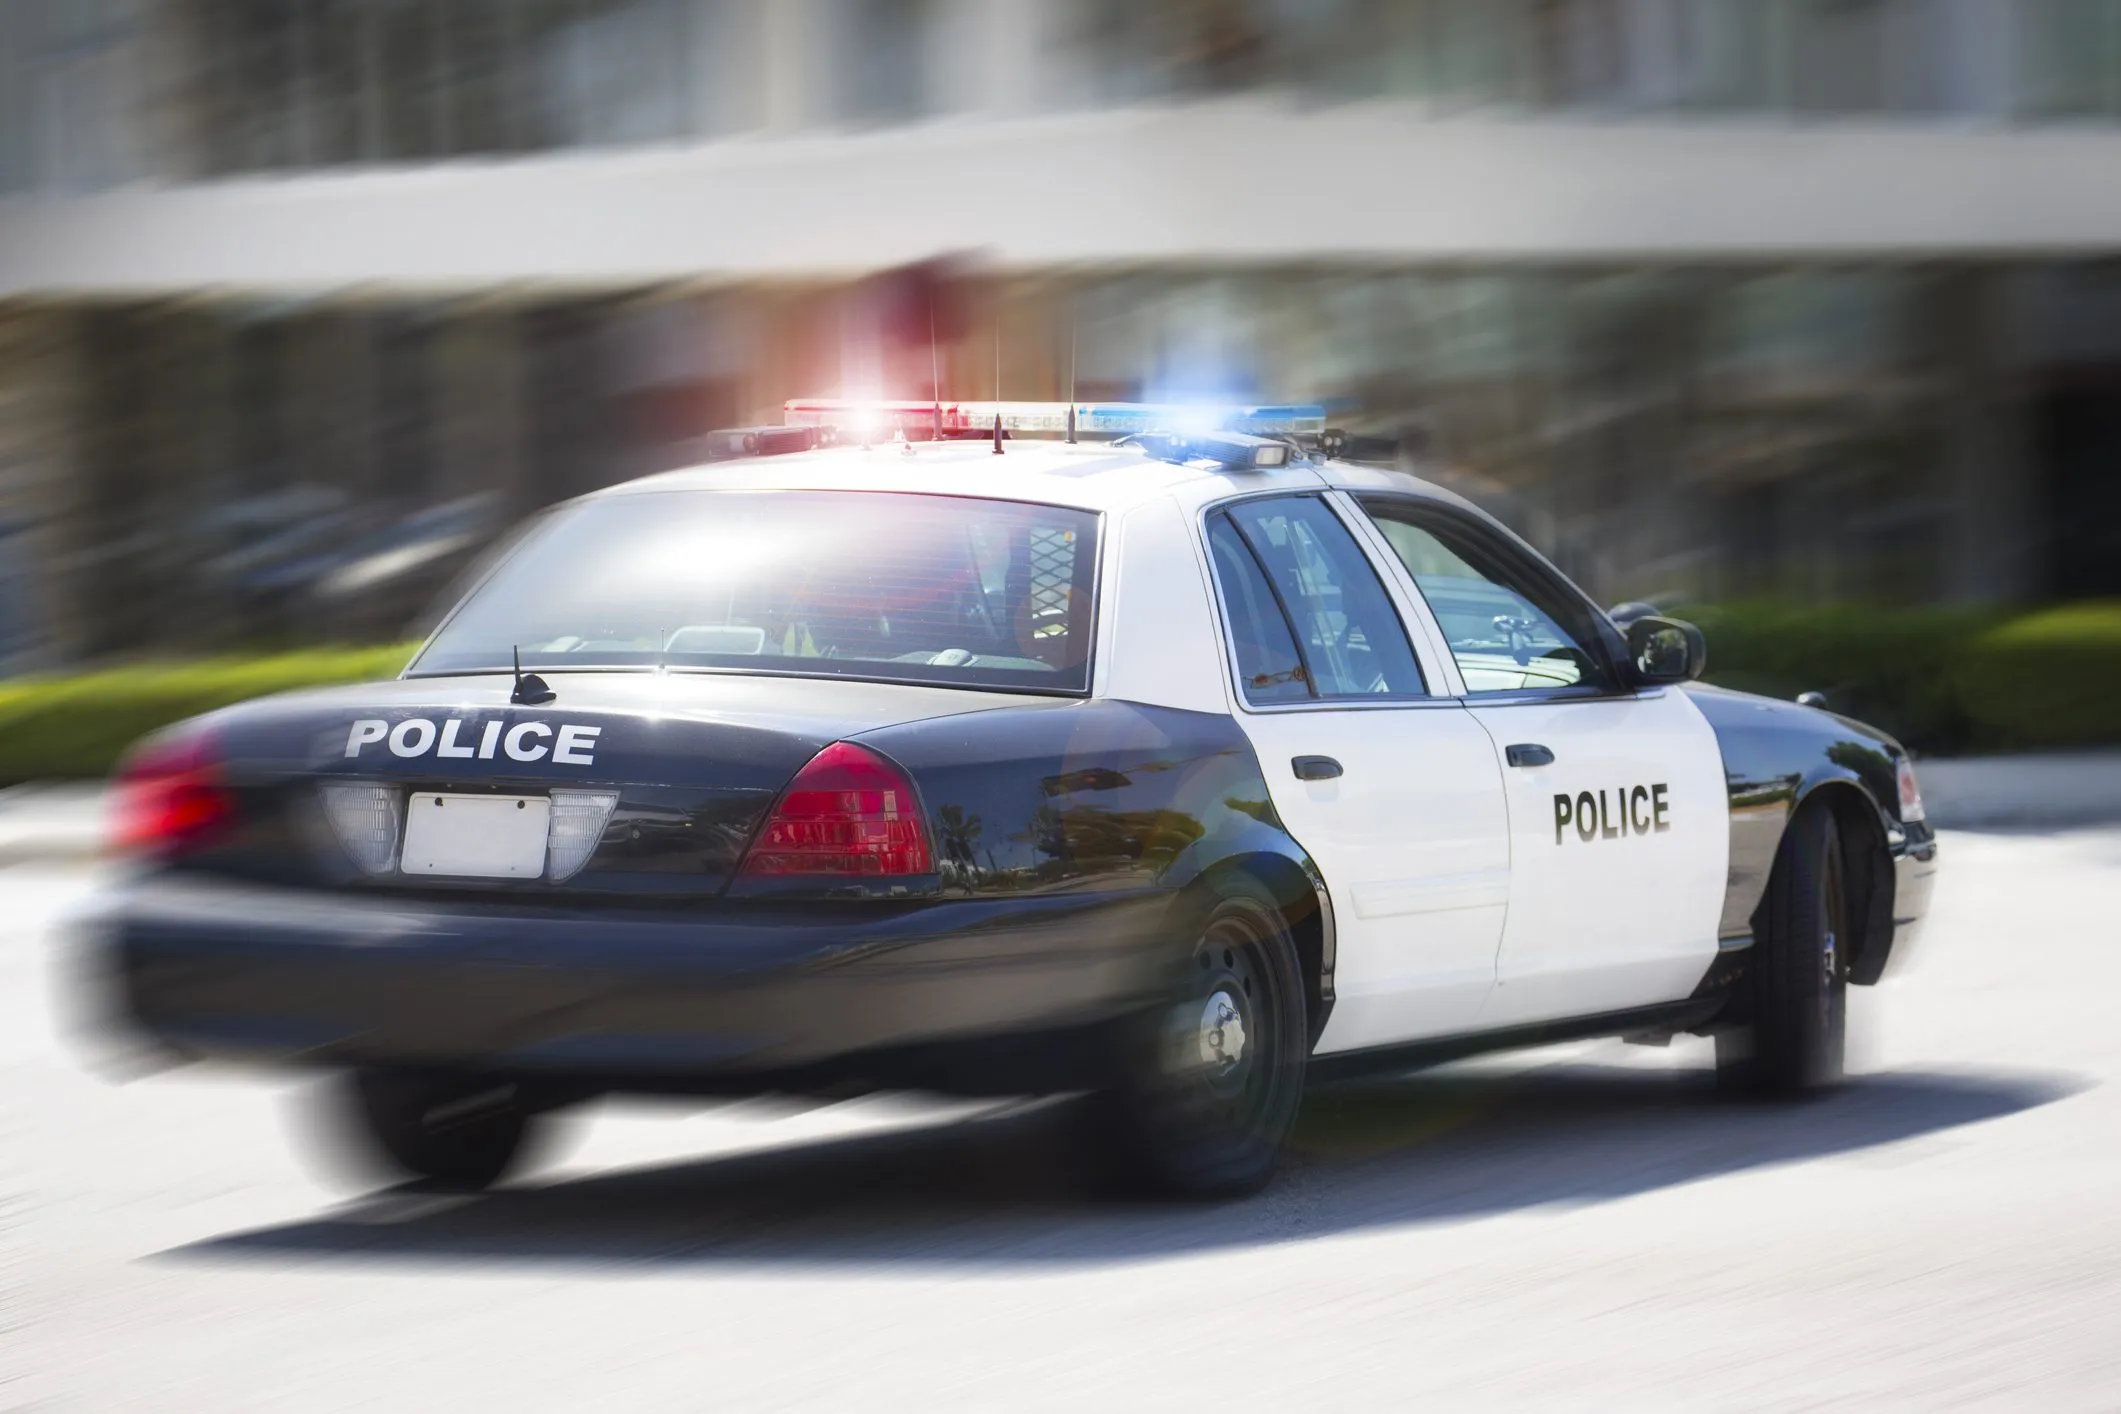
[400,793,551,879]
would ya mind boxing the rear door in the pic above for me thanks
[1200,494,1511,1050]
[1352,497,1728,1028]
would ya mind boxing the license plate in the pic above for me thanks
[400,794,551,879]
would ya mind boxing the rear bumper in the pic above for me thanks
[85,877,1176,1095]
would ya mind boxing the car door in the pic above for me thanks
[1200,494,1512,1051]
[1353,496,1729,1030]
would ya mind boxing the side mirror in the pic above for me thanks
[1626,615,1707,685]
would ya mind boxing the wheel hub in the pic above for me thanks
[1198,989,1248,1075]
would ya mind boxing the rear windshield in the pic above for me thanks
[412,490,1100,693]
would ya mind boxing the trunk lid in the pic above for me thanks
[179,671,1050,897]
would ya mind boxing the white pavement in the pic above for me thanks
[5,830,2121,1410]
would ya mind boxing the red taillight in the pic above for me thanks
[740,741,933,878]
[111,732,236,858]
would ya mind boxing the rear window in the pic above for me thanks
[411,490,1100,693]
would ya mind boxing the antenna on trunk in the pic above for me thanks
[510,645,554,705]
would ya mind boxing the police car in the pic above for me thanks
[88,400,1938,1198]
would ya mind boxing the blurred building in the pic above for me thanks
[2,0,2121,663]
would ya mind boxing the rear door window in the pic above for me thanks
[1206,516,1312,705]
[1207,496,1428,704]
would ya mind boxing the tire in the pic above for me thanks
[342,1068,536,1190]
[1717,804,1850,1098]
[1090,881,1308,1199]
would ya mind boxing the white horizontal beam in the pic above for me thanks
[5,101,2121,295]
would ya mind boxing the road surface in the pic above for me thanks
[6,828,2119,1409]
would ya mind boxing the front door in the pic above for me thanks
[1200,494,1512,1051]
[1355,497,1729,1029]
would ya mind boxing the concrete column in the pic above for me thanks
[934,0,1040,116]
[685,0,769,138]
[1938,267,2039,603]
[431,307,527,508]
[756,0,819,133]
[0,304,86,667]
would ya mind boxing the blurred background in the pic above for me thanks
[5,15,2121,1405]
[0,0,2117,756]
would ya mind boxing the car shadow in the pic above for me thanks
[166,1061,2083,1273]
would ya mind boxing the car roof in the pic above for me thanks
[595,438,1474,517]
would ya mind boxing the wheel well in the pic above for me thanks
[1789,782,1895,987]
[1192,854,1330,1048]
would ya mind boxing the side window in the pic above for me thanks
[1206,516,1311,704]
[1359,500,1617,696]
[1212,497,1428,703]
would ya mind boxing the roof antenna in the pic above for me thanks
[510,645,554,705]
[928,279,943,445]
[991,289,1004,456]
[1064,301,1079,445]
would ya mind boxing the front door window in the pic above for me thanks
[1359,502,1617,696]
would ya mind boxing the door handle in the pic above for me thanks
[1506,743,1555,768]
[1292,755,1343,782]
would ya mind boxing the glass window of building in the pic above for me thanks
[531,0,693,147]
[175,0,709,177]
[2018,0,2121,118]
[0,6,38,190]
[1789,0,1897,113]
[0,0,152,190]
[830,0,938,124]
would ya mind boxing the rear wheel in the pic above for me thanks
[341,1068,538,1190]
[1717,805,1849,1098]
[1091,882,1308,1199]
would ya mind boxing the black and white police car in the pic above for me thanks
[88,400,1938,1198]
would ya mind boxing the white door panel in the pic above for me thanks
[1468,689,1729,1027]
[1191,490,1512,1053]
[1236,705,1511,1052]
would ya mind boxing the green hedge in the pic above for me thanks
[0,645,413,784]
[1955,603,2121,752]
[1688,601,2121,754]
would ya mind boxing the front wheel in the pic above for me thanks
[1090,881,1308,1199]
[1717,804,1850,1098]
[339,1068,539,1190]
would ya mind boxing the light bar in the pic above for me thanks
[1129,431,1293,473]
[781,399,1327,440]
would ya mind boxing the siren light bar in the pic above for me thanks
[781,399,1327,440]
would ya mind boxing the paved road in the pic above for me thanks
[6,830,2120,1410]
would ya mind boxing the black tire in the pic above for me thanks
[1090,880,1308,1199]
[343,1068,536,1191]
[1717,804,1850,1098]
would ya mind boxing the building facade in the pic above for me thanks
[2,0,2119,664]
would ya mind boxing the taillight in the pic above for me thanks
[740,742,933,877]
[111,731,237,858]
[1896,757,1926,824]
